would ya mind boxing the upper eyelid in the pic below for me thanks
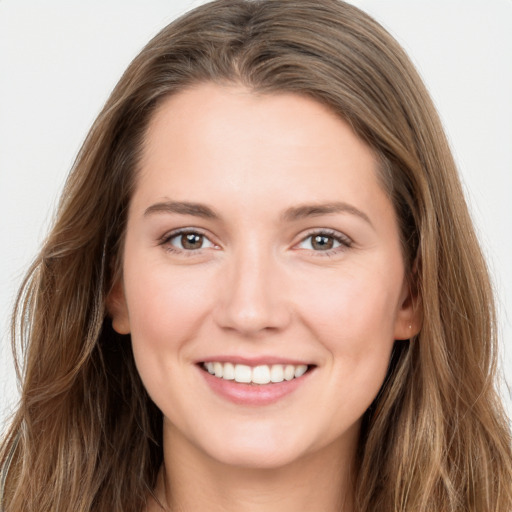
[159,228,218,256]
[293,231,353,259]
[296,228,353,244]
[157,227,352,250]
[159,227,213,242]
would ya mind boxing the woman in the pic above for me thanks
[1,0,511,510]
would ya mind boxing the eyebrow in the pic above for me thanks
[144,199,373,228]
[144,200,219,219]
[281,202,373,227]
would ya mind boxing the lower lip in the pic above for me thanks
[198,366,311,406]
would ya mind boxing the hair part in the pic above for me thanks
[2,1,511,511]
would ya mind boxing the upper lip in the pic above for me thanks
[198,355,314,366]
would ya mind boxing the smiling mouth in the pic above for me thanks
[200,362,313,385]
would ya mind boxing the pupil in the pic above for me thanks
[312,235,333,250]
[182,233,202,249]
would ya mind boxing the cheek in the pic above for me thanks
[125,258,212,339]
[299,264,402,342]
[298,267,401,424]
[122,254,216,389]
[296,262,402,394]
[122,261,221,429]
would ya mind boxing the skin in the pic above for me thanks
[109,83,420,512]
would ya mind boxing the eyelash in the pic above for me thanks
[159,228,216,256]
[158,228,353,257]
[296,229,353,257]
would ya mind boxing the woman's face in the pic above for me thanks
[110,83,416,470]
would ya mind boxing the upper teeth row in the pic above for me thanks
[203,362,308,384]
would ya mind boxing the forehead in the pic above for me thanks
[137,83,382,203]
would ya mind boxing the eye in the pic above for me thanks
[163,230,216,252]
[296,230,352,253]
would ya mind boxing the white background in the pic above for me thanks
[1,1,511,428]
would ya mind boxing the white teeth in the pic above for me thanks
[270,365,284,383]
[223,362,235,380]
[284,365,295,381]
[203,362,310,385]
[214,362,223,378]
[234,364,252,383]
[294,364,308,378]
[252,365,271,384]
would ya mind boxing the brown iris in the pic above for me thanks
[311,234,334,250]
[181,233,204,249]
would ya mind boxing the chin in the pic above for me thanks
[195,426,312,470]
[209,444,305,470]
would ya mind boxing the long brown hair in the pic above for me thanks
[2,1,511,510]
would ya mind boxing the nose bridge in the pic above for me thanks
[215,238,290,335]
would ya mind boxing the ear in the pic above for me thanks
[106,279,131,335]
[393,278,422,341]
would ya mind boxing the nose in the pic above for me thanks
[213,245,292,336]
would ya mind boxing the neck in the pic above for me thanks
[151,423,358,512]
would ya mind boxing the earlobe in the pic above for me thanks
[106,280,131,335]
